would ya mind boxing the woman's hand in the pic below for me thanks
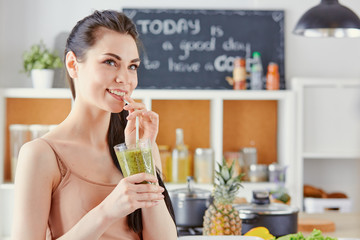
[100,173,164,220]
[123,96,159,143]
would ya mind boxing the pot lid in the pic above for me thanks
[234,191,298,215]
[168,177,211,199]
[234,202,298,215]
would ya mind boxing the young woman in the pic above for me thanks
[12,10,177,240]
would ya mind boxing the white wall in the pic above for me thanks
[0,0,360,88]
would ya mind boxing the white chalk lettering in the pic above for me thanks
[143,56,160,70]
[149,19,163,35]
[163,19,177,35]
[162,41,174,51]
[210,25,224,37]
[136,18,201,35]
[222,38,250,52]
[188,19,201,35]
[136,20,151,34]
[214,55,239,72]
[179,37,216,60]
[168,58,201,72]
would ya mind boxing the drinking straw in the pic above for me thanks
[124,99,139,144]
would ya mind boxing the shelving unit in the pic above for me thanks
[0,87,297,190]
[292,78,360,212]
[0,88,298,236]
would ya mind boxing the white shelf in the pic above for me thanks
[0,88,72,99]
[132,89,292,100]
[293,77,360,212]
[0,183,14,190]
[303,152,360,160]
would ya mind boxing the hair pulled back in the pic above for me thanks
[64,10,175,238]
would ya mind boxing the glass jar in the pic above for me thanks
[248,164,268,182]
[240,147,257,181]
[268,163,285,182]
[9,124,30,182]
[194,148,214,184]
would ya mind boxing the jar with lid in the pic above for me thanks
[194,148,214,184]
[240,147,257,181]
[268,163,285,182]
[248,164,268,182]
[9,124,30,182]
[159,145,172,182]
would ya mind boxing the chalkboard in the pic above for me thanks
[123,8,285,89]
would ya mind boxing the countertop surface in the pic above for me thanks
[299,212,360,238]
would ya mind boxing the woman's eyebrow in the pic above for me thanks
[103,53,140,63]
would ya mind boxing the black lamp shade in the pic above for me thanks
[293,0,360,38]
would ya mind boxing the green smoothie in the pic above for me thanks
[116,147,155,183]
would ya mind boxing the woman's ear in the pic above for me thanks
[65,51,78,79]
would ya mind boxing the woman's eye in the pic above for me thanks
[129,64,139,71]
[104,59,116,67]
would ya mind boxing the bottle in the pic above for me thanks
[172,128,190,183]
[159,145,172,182]
[232,58,247,90]
[250,52,263,90]
[266,62,280,90]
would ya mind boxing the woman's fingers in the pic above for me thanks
[125,172,158,184]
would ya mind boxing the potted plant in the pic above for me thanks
[22,40,63,88]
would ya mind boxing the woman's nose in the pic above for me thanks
[115,68,128,83]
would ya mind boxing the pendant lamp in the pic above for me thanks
[293,0,360,38]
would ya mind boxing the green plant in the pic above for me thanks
[22,41,63,76]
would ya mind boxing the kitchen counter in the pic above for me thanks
[299,212,360,238]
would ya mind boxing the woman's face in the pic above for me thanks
[74,28,140,113]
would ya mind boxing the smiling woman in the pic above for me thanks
[11,10,177,240]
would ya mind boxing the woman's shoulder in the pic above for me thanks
[17,138,61,182]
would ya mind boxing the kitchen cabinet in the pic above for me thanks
[0,87,297,237]
[292,78,360,212]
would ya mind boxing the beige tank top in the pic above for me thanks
[41,138,140,240]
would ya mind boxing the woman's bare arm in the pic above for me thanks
[12,139,60,239]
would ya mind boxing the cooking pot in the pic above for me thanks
[234,191,298,237]
[168,177,212,228]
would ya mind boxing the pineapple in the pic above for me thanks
[203,159,244,235]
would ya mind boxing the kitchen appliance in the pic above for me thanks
[235,191,299,237]
[168,177,212,228]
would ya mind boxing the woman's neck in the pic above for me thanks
[61,99,112,148]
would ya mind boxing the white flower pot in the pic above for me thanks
[31,69,55,89]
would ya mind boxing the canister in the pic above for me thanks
[240,147,257,181]
[9,124,30,182]
[248,164,268,182]
[268,163,285,182]
[194,148,214,184]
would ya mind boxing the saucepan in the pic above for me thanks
[168,177,212,228]
[234,191,299,237]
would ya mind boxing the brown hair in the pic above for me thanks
[64,10,175,238]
